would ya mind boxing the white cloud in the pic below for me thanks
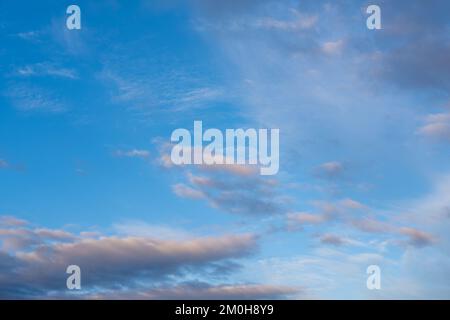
[314,161,344,179]
[287,212,328,225]
[418,112,450,141]
[255,14,318,31]
[172,183,206,199]
[115,149,150,159]
[14,62,78,79]
[4,83,65,113]
[321,40,344,55]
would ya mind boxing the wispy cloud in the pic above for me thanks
[14,62,78,79]
[3,83,66,113]
[15,30,42,42]
[98,46,225,114]
[114,149,151,159]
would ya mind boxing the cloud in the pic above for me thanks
[0,216,28,227]
[3,83,65,113]
[319,234,347,246]
[350,217,395,234]
[418,113,450,142]
[102,66,223,112]
[373,41,450,91]
[157,143,260,176]
[89,281,296,299]
[209,190,281,215]
[321,40,344,55]
[33,228,76,241]
[113,221,191,240]
[314,161,345,179]
[157,142,285,216]
[0,224,76,251]
[191,0,272,17]
[49,17,89,56]
[284,195,439,252]
[0,217,268,298]
[179,172,285,216]
[18,234,256,280]
[370,0,450,92]
[286,198,366,231]
[255,15,317,31]
[115,149,151,159]
[14,62,78,79]
[176,155,257,177]
[254,249,385,299]
[0,158,26,172]
[1,0,449,300]
[201,162,259,177]
[399,227,435,248]
[374,173,450,298]
[172,183,205,199]
[288,212,327,225]
[98,44,225,114]
[340,198,366,210]
[0,159,8,169]
[16,30,41,42]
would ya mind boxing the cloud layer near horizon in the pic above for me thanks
[0,216,297,299]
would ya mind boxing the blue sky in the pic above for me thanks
[0,0,450,299]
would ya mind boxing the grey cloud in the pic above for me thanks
[319,234,347,246]
[362,0,450,92]
[382,0,450,35]
[0,215,28,227]
[0,159,8,168]
[89,281,297,299]
[285,200,347,232]
[284,198,439,250]
[19,234,256,289]
[157,142,284,216]
[210,190,281,215]
[313,161,345,180]
[373,40,450,91]
[0,218,261,298]
[350,217,395,234]
[400,227,435,248]
[286,212,329,232]
[0,226,76,251]
[175,171,285,216]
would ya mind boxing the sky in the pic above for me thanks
[0,0,449,299]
